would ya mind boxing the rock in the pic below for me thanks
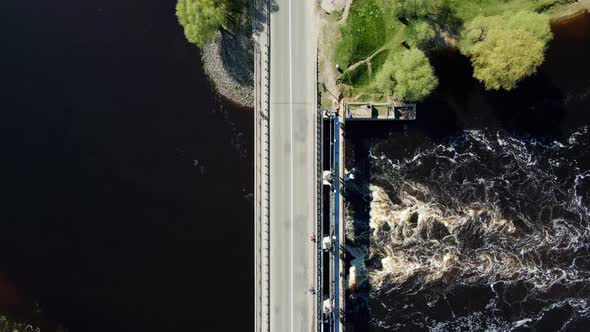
[201,30,254,108]
[320,0,346,14]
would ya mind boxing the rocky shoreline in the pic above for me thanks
[201,30,254,109]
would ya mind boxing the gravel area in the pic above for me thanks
[320,0,346,13]
[202,30,254,108]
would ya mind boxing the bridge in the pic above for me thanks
[251,0,425,328]
[251,1,419,330]
[253,0,346,331]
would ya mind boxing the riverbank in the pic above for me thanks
[549,0,590,21]
[318,0,590,107]
[204,0,590,109]
[201,29,254,108]
[177,0,254,108]
[342,11,590,331]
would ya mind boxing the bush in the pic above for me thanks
[176,0,235,47]
[460,10,552,90]
[375,49,438,101]
[392,0,449,21]
[405,20,436,48]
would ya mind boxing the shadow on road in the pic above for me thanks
[252,0,280,35]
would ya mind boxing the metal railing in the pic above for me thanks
[254,0,271,331]
[315,47,324,332]
[332,116,341,332]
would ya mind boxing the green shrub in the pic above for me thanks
[176,0,236,47]
[405,20,436,48]
[392,0,448,21]
[375,49,438,101]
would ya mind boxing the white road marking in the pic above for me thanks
[288,0,294,331]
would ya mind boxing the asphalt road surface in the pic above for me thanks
[269,0,317,330]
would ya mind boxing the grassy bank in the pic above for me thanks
[449,0,578,21]
[329,0,582,102]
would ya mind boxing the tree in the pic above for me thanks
[392,0,447,22]
[176,0,234,47]
[405,20,436,49]
[376,49,438,102]
[460,11,552,90]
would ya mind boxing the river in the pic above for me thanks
[345,13,590,332]
[3,1,590,331]
[1,0,252,331]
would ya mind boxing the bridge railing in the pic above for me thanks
[253,0,271,331]
[315,45,324,332]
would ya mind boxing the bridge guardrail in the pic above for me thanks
[254,0,271,331]
[315,44,324,332]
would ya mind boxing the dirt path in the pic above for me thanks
[338,0,353,25]
[342,27,405,75]
[318,12,342,107]
[343,47,386,73]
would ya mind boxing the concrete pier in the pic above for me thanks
[346,102,416,121]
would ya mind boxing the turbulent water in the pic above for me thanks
[350,128,590,331]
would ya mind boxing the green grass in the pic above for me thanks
[335,0,388,68]
[340,49,391,88]
[448,0,575,21]
[332,0,576,101]
[341,63,370,87]
[370,49,390,73]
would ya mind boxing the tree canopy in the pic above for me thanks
[392,0,447,21]
[376,49,438,102]
[176,0,234,47]
[405,20,436,49]
[460,10,552,90]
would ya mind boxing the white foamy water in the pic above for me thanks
[347,129,590,330]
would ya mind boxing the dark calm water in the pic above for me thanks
[1,0,253,331]
[345,13,590,332]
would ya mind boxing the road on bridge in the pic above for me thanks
[269,0,317,330]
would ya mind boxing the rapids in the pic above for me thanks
[350,129,590,331]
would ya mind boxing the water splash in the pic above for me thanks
[356,128,590,330]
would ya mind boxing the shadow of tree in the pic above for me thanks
[252,0,280,35]
[219,30,254,86]
[435,2,463,36]
[215,0,279,88]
